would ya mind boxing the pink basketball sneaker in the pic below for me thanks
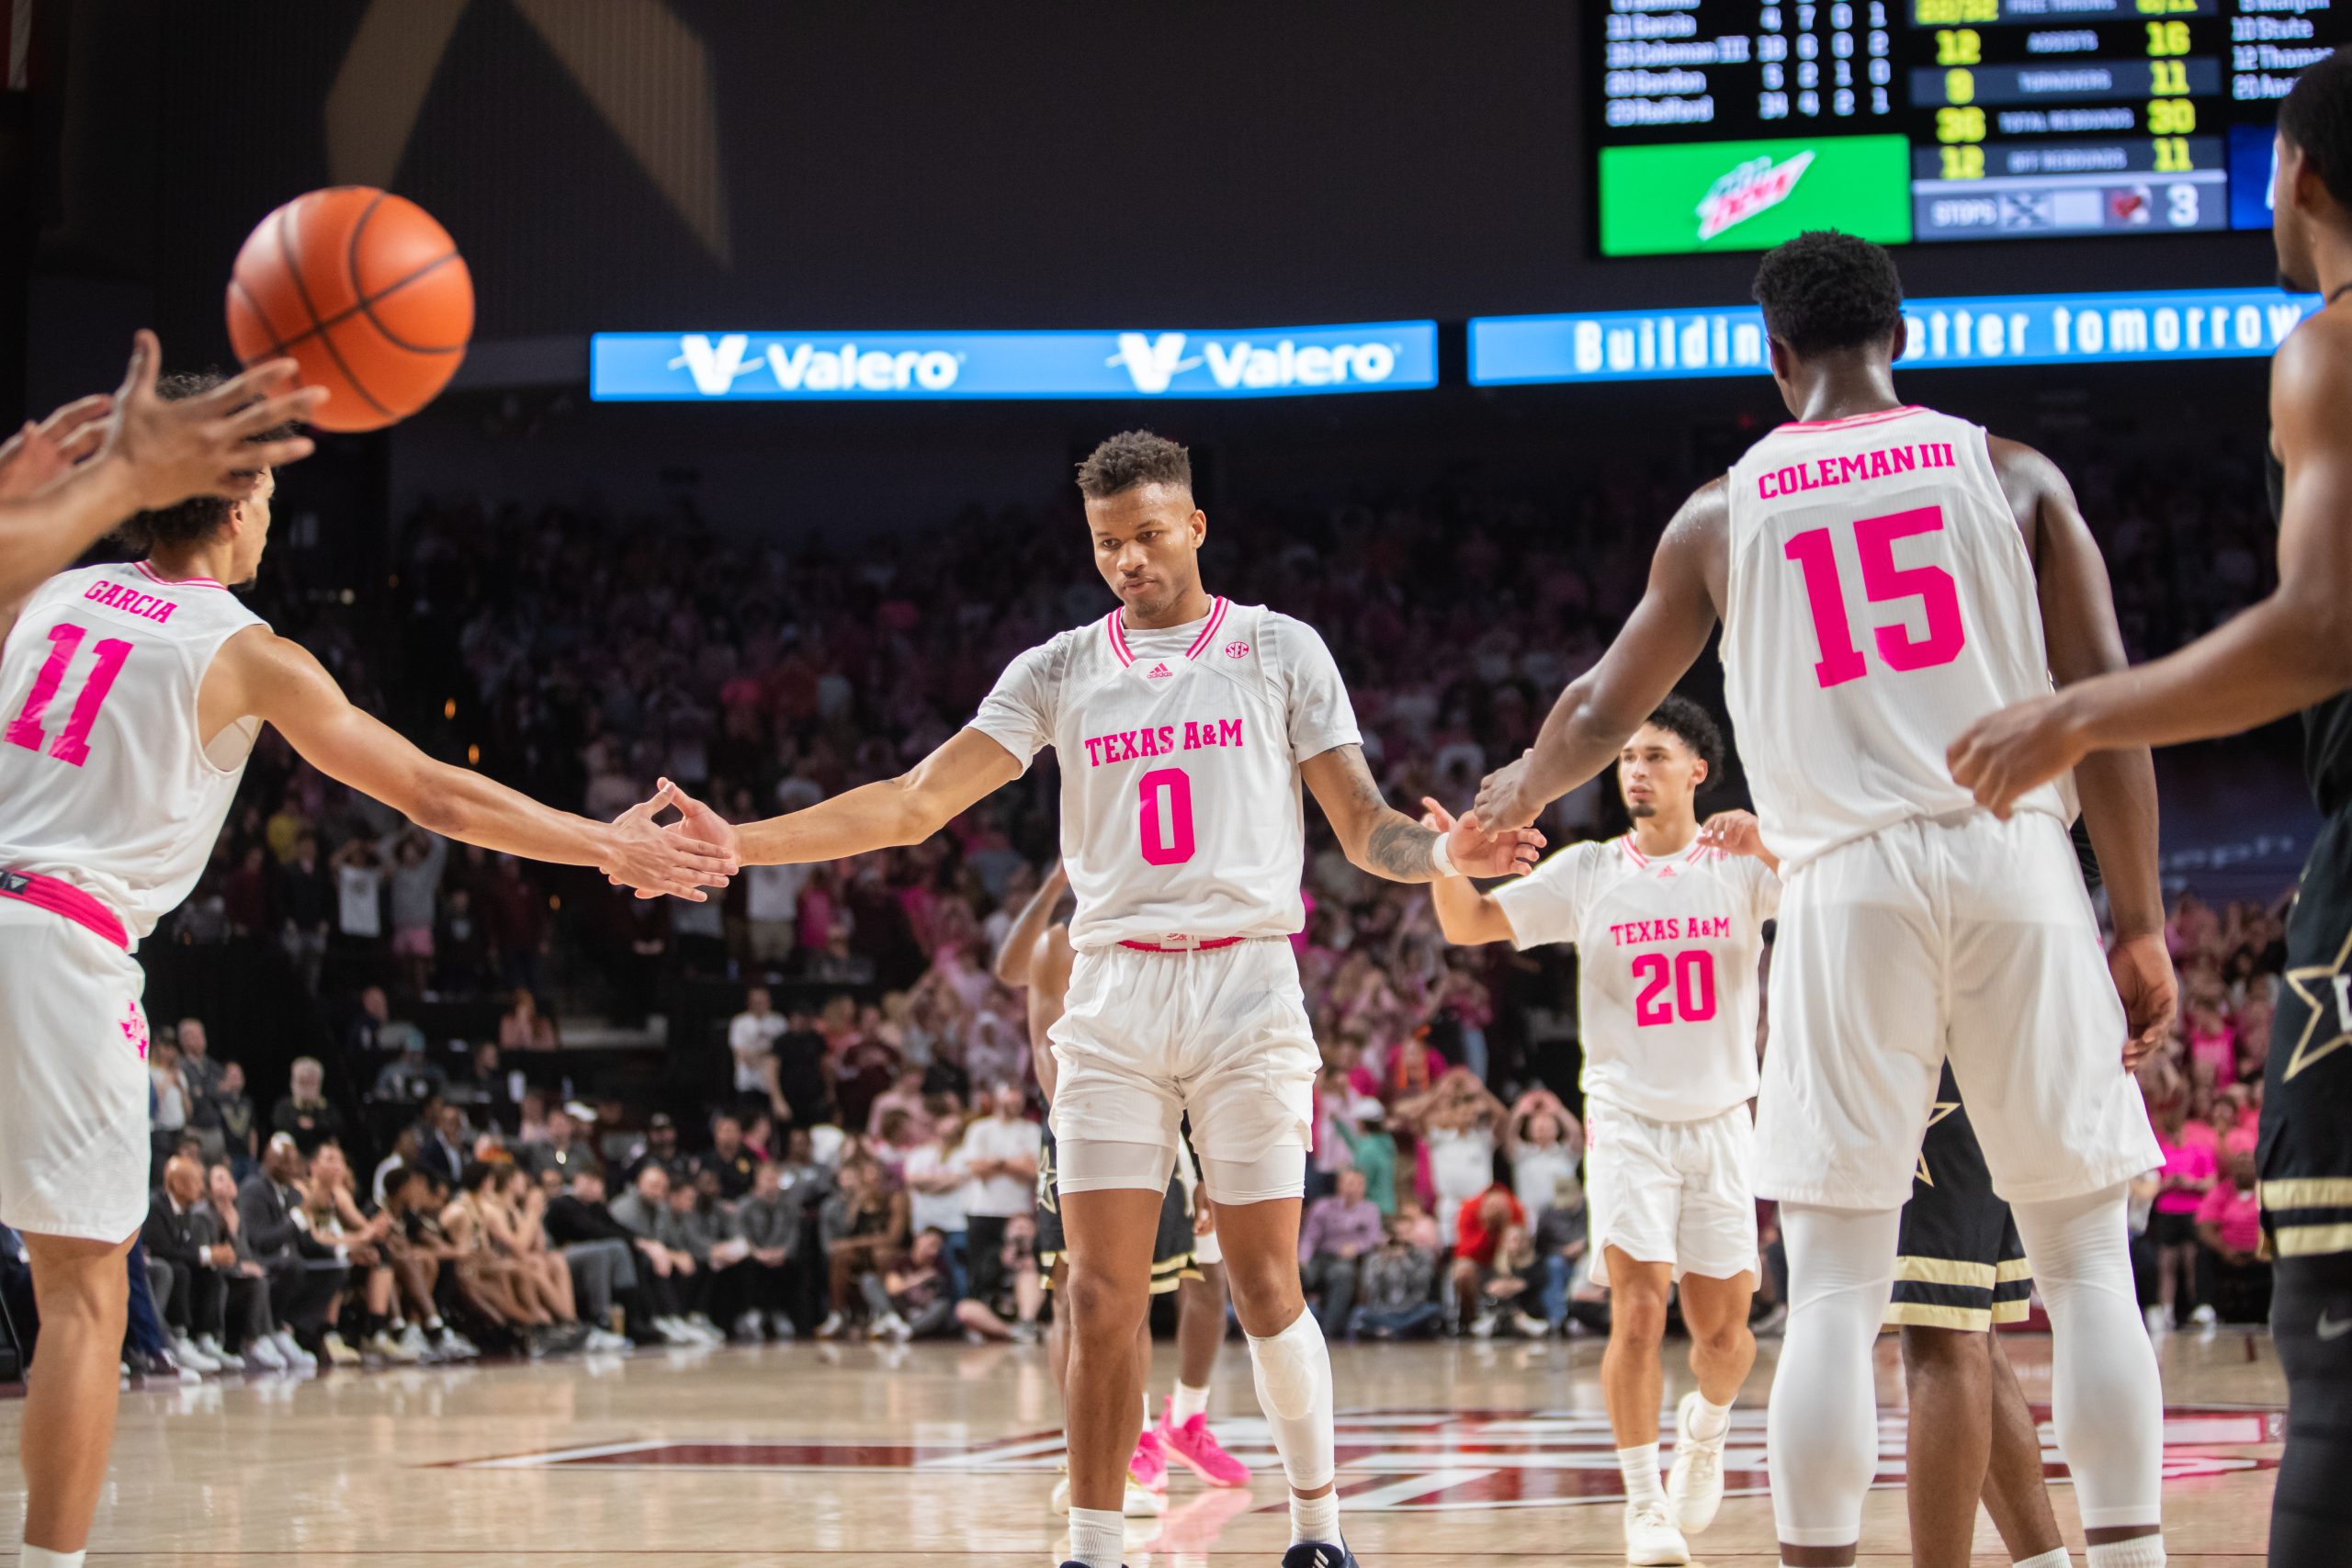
[1130,1427,1170,1495]
[1157,1397,1251,1487]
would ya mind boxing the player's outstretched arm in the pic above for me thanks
[206,629,734,899]
[1414,797,1521,944]
[1302,746,1544,884]
[1474,480,1725,830]
[0,333,322,614]
[991,861,1069,988]
[732,728,1024,869]
[1697,808,1781,874]
[1951,317,2352,805]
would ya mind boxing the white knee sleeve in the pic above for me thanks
[1202,1147,1306,1206]
[2012,1184,2163,1533]
[1247,1305,1336,1490]
[1768,1204,1902,1548]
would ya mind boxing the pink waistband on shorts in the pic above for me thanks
[1118,935,1248,954]
[0,869,128,951]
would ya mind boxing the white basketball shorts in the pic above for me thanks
[1755,809,2162,1212]
[0,898,153,1243]
[1584,1097,1758,1287]
[1049,936,1318,1201]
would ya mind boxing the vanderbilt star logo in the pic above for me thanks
[1917,1100,1961,1185]
[2281,925,2352,1082]
[1035,1145,1058,1217]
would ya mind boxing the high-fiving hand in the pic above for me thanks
[598,781,739,901]
[1419,796,1544,877]
[0,394,114,502]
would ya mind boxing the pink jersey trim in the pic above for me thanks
[133,560,225,591]
[1104,608,1134,667]
[1119,935,1247,954]
[1621,836,1648,868]
[1182,597,1231,660]
[0,869,128,951]
[1782,405,1923,433]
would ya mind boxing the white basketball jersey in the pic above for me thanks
[1723,406,2072,871]
[1495,835,1777,1122]
[0,562,266,942]
[971,597,1362,949]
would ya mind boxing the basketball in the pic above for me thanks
[224,186,472,434]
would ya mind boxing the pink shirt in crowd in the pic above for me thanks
[2154,1134,2217,1215]
[2195,1179,2263,1255]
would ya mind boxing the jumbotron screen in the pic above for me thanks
[1593,1,2345,255]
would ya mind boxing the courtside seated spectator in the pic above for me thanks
[1300,1168,1384,1333]
[819,1156,905,1339]
[736,1162,801,1339]
[1350,1215,1443,1341]
[238,1135,345,1360]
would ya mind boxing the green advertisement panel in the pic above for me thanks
[1600,135,1912,257]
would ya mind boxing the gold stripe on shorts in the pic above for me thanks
[2261,1178,2352,1211]
[1883,1301,1992,1331]
[2272,1222,2352,1258]
[1996,1258,2033,1283]
[1990,1299,2032,1325]
[1892,1256,1997,1288]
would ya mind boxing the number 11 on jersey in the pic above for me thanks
[5,621,133,768]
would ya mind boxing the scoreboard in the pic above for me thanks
[1592,1,2345,255]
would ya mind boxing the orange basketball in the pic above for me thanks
[224,186,473,434]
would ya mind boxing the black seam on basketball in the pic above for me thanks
[353,251,467,354]
[277,200,391,419]
[230,275,295,364]
[241,251,464,360]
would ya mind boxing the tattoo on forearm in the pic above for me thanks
[1366,817,1439,881]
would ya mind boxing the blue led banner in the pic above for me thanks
[591,323,1439,400]
[1469,288,2324,386]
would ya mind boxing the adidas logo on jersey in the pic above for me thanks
[1658,866,1678,878]
[1146,662,1174,679]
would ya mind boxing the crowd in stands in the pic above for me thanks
[2,450,2300,1381]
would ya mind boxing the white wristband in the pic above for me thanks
[1429,830,1458,879]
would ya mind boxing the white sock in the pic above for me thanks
[1245,1306,1338,1541]
[2014,1550,2073,1568]
[1069,1506,1124,1568]
[1687,1394,1733,1441]
[1290,1488,1340,1547]
[2085,1540,2165,1568]
[1617,1443,1665,1507]
[22,1549,88,1568]
[1170,1381,1211,1425]
[2014,1186,2165,1538]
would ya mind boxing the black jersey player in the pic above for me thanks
[1950,45,2352,1566]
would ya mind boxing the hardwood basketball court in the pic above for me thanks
[0,1330,2282,1564]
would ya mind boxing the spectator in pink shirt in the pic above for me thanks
[2194,1145,2270,1324]
[2152,1100,2218,1330]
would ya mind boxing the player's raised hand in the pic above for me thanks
[99,331,327,511]
[599,782,738,901]
[1947,692,2090,818]
[1698,809,1769,859]
[0,394,114,501]
[612,776,743,899]
[2109,931,2179,1070]
[1418,795,1459,835]
[1473,750,1543,834]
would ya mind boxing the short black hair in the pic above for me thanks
[1638,695,1725,782]
[1076,429,1191,501]
[114,370,292,552]
[1751,231,1905,358]
[2282,46,2352,210]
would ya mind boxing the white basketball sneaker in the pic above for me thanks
[1623,1497,1690,1565]
[1666,1391,1728,1534]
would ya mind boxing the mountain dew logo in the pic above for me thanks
[1696,150,1815,243]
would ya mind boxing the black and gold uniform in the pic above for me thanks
[1035,1124,1198,1295]
[1884,1062,2033,1330]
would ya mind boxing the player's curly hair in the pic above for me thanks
[112,370,294,552]
[1643,695,1725,784]
[1751,231,1905,358]
[2282,46,2352,211]
[1075,429,1192,501]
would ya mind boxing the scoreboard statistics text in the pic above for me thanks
[1593,1,2343,254]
